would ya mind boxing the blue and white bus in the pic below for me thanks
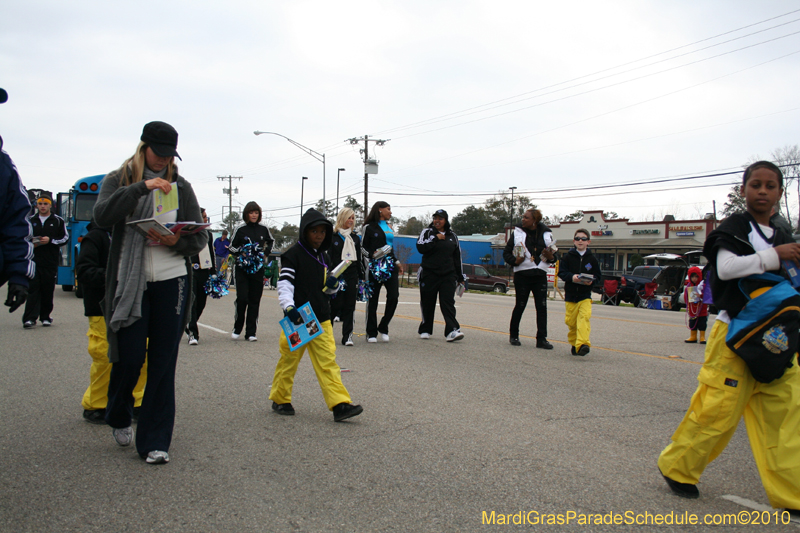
[56,174,105,291]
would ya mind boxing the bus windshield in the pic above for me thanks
[74,194,98,221]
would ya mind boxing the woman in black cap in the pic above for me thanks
[362,201,403,343]
[94,121,207,464]
[228,201,274,341]
[416,209,466,341]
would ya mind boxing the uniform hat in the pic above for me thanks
[141,121,182,160]
[433,209,449,221]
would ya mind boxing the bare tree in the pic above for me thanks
[772,145,800,231]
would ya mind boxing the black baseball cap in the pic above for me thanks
[433,209,449,221]
[141,121,181,160]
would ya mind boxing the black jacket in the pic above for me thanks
[229,221,274,271]
[361,221,394,259]
[278,209,334,322]
[502,222,554,268]
[329,231,364,280]
[416,225,465,281]
[75,222,110,317]
[704,212,793,319]
[29,212,68,269]
[558,247,601,303]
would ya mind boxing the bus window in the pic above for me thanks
[74,194,97,221]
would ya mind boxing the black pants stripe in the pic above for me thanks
[418,274,459,337]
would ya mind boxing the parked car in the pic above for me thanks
[641,253,690,311]
[462,264,509,293]
[593,265,661,306]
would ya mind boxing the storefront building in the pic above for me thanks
[545,210,714,275]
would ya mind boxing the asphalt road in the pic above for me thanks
[1,287,798,532]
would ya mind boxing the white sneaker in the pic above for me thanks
[345,334,354,346]
[446,329,465,342]
[333,316,341,323]
[246,335,257,342]
[380,333,390,342]
[112,426,134,447]
[231,332,240,340]
[41,319,52,327]
[367,337,377,343]
[145,450,170,464]
[188,334,198,345]
[420,333,430,340]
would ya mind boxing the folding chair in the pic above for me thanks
[638,282,658,308]
[601,279,620,305]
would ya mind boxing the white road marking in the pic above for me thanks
[720,495,800,526]
[199,323,230,334]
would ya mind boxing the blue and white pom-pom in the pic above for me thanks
[357,279,373,302]
[237,242,265,274]
[204,274,229,299]
[369,256,395,283]
[330,278,347,299]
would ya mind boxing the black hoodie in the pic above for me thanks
[277,209,334,322]
[76,221,111,317]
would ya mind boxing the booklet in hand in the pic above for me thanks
[279,302,323,351]
[127,217,210,242]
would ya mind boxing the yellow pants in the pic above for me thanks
[269,320,352,410]
[658,320,800,509]
[81,316,146,411]
[565,299,592,348]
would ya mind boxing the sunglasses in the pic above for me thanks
[574,237,589,241]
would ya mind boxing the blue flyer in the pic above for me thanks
[279,302,323,351]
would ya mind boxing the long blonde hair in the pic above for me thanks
[117,141,177,186]
[334,207,355,233]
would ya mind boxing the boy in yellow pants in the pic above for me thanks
[557,228,600,356]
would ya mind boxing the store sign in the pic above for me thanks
[591,230,613,236]
[670,225,703,231]
[631,229,659,235]
[676,231,695,236]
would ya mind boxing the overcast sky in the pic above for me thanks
[2,1,799,230]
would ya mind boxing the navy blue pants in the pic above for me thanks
[233,267,264,337]
[367,268,399,337]
[418,273,459,337]
[510,270,548,340]
[106,276,188,458]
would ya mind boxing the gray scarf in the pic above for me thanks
[108,167,164,331]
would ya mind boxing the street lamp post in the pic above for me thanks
[254,131,327,216]
[509,186,518,227]
[336,168,345,216]
[300,176,308,219]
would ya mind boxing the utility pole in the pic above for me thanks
[218,175,243,233]
[346,135,389,220]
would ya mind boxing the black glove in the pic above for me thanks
[325,274,339,290]
[4,283,27,313]
[285,306,303,325]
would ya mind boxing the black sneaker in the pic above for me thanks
[333,403,363,422]
[536,340,554,350]
[509,337,521,346]
[661,473,699,499]
[570,346,577,355]
[272,402,295,416]
[577,345,590,356]
[83,409,106,424]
